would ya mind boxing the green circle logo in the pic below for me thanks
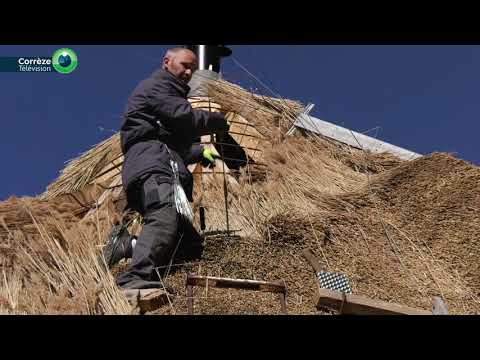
[52,48,78,74]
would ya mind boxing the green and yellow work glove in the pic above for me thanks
[201,147,221,168]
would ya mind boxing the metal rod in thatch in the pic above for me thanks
[216,156,267,167]
[191,169,266,176]
[199,141,262,154]
[215,130,265,140]
[227,119,263,129]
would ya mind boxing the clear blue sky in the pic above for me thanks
[1,45,479,201]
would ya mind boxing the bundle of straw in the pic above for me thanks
[42,133,122,200]
[206,78,305,139]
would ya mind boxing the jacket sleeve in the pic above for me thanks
[183,143,204,165]
[148,90,228,137]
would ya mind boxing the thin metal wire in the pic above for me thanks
[220,139,230,233]
[230,56,282,99]
[230,56,302,111]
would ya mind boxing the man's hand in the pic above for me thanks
[201,147,221,168]
[209,113,230,134]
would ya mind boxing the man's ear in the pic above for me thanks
[162,56,170,69]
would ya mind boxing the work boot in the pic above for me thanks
[120,278,163,290]
[120,278,176,295]
[175,242,204,263]
[101,224,134,269]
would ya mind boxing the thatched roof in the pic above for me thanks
[1,76,479,315]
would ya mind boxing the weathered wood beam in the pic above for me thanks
[186,274,286,293]
[186,274,288,315]
[315,287,432,315]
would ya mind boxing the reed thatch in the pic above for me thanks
[1,76,479,315]
[206,78,305,140]
[151,136,480,315]
[40,78,303,203]
[0,196,129,314]
[41,133,122,200]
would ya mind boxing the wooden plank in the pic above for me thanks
[189,97,223,112]
[92,155,124,186]
[225,112,265,164]
[315,287,432,315]
[186,274,286,294]
[188,163,203,202]
[187,285,194,315]
[302,248,325,273]
[122,288,169,314]
[279,293,288,315]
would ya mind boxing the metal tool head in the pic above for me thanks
[316,271,352,294]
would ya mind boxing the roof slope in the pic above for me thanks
[1,77,479,314]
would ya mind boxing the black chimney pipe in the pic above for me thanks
[184,45,232,73]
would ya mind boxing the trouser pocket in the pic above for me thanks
[141,175,174,215]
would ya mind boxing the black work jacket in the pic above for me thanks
[120,68,227,201]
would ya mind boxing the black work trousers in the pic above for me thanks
[116,173,202,289]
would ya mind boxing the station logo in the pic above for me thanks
[52,48,78,74]
[0,48,78,74]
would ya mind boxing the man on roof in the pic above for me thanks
[103,47,229,290]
